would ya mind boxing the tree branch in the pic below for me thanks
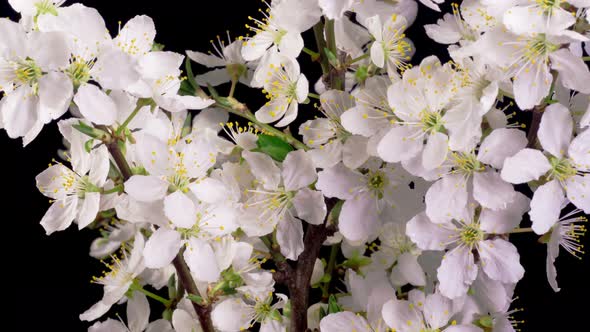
[101,131,215,332]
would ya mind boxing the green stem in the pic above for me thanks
[325,19,337,57]
[302,47,320,59]
[320,244,339,301]
[116,99,150,136]
[510,227,534,234]
[130,281,172,306]
[313,21,329,74]
[228,78,238,98]
[101,184,124,195]
[347,53,369,65]
[583,56,590,61]
[308,92,320,100]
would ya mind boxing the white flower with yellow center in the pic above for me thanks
[241,0,321,61]
[377,56,458,170]
[423,128,528,224]
[241,150,326,260]
[80,232,146,322]
[126,51,215,112]
[299,89,369,169]
[382,291,481,332]
[0,18,72,144]
[501,103,590,234]
[503,0,578,35]
[546,209,587,292]
[187,33,253,87]
[406,203,527,299]
[255,55,308,127]
[36,145,109,235]
[8,0,65,17]
[317,163,414,243]
[212,291,288,332]
[467,26,590,110]
[366,14,413,79]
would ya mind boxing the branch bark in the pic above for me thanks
[102,130,215,332]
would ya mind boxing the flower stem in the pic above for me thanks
[116,99,151,136]
[130,281,172,306]
[302,47,320,59]
[347,53,369,65]
[101,184,124,195]
[308,92,320,100]
[228,78,238,98]
[510,227,534,234]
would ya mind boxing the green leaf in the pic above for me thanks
[255,134,294,162]
[72,122,108,140]
[324,47,339,68]
[342,251,371,271]
[151,42,165,52]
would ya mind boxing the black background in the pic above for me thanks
[0,0,588,330]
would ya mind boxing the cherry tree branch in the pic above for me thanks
[100,128,215,332]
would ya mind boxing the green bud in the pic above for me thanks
[324,47,340,68]
[328,294,342,314]
[355,65,369,84]
[167,275,177,299]
[187,293,203,305]
[162,307,173,321]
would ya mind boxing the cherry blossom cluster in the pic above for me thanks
[1,0,588,331]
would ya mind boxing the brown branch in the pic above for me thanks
[173,251,215,331]
[526,106,544,148]
[101,129,215,332]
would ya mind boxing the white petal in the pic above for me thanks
[343,135,370,169]
[546,227,561,292]
[437,248,478,299]
[88,319,127,332]
[513,63,552,110]
[124,175,169,202]
[422,132,448,170]
[293,188,327,225]
[423,293,452,329]
[339,193,379,242]
[77,192,100,229]
[406,212,455,251]
[316,163,364,199]
[146,320,174,332]
[242,150,281,191]
[74,84,117,125]
[37,72,73,121]
[319,311,372,332]
[92,49,139,90]
[276,215,305,260]
[277,31,304,58]
[479,239,525,283]
[500,149,551,184]
[282,150,317,191]
[549,49,590,94]
[444,325,483,332]
[391,252,426,287]
[473,170,516,210]
[186,50,226,67]
[143,228,181,269]
[211,298,252,331]
[569,129,590,170]
[184,237,221,282]
[172,309,201,332]
[425,174,468,224]
[127,292,150,332]
[565,175,590,213]
[477,128,528,169]
[480,192,530,234]
[531,179,566,234]
[538,103,573,157]
[370,41,385,68]
[164,191,197,228]
[40,199,77,235]
[190,177,230,204]
[378,126,424,163]
[381,299,422,332]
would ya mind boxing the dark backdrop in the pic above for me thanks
[0,0,588,330]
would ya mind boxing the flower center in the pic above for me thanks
[524,35,559,63]
[548,157,577,182]
[535,0,561,10]
[67,60,91,88]
[420,110,443,133]
[451,152,484,176]
[14,58,42,86]
[460,223,483,247]
[35,0,59,16]
[367,170,389,199]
